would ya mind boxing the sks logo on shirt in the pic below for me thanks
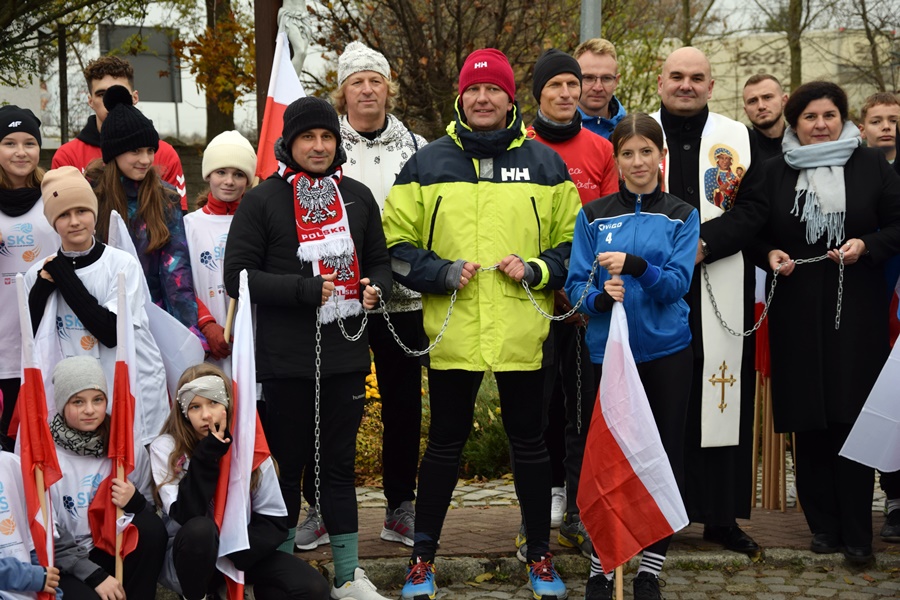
[0,480,9,512]
[200,234,229,272]
[63,473,103,518]
[0,222,39,261]
[58,313,87,341]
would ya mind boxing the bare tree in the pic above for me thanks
[827,0,900,92]
[750,0,836,89]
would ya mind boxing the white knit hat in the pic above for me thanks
[338,41,391,87]
[202,130,257,180]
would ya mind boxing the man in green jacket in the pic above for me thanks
[383,47,581,600]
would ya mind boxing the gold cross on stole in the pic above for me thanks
[708,361,736,413]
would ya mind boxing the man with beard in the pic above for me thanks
[743,74,788,162]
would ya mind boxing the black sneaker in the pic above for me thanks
[880,509,900,543]
[632,572,664,600]
[584,574,613,600]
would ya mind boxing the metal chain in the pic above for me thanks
[312,309,323,526]
[702,252,844,337]
[521,257,601,321]
[332,257,600,354]
[575,321,584,435]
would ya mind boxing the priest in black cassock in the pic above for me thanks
[651,47,767,554]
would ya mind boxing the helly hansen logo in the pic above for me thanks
[474,61,488,69]
[8,121,21,127]
[501,167,530,181]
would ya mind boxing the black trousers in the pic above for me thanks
[795,424,874,547]
[0,377,21,451]
[414,369,551,561]
[171,517,330,600]
[879,469,900,499]
[263,375,365,531]
[542,322,597,515]
[590,345,693,559]
[58,508,168,600]
[368,310,425,508]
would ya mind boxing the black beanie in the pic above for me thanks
[0,105,42,147]
[100,85,160,163]
[532,49,583,102]
[281,97,341,148]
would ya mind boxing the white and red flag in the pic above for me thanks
[15,273,62,600]
[213,269,272,600]
[256,31,306,182]
[89,273,139,564]
[577,302,689,573]
[840,335,900,472]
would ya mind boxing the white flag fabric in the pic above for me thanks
[214,270,276,594]
[839,339,900,471]
[107,210,204,397]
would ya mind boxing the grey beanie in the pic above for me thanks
[52,356,108,413]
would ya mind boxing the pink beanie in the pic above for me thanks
[458,48,516,101]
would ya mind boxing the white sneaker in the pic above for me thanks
[330,567,391,600]
[550,487,566,529]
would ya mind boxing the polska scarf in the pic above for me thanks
[50,412,106,457]
[277,161,362,323]
[782,121,861,247]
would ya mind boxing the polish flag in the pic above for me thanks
[577,302,689,573]
[213,269,272,600]
[15,274,62,600]
[108,210,204,410]
[89,273,139,561]
[256,31,306,182]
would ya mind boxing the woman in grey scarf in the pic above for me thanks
[750,80,900,566]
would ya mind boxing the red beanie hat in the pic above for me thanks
[458,48,516,101]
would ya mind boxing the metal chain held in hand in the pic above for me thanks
[312,309,324,525]
[521,257,601,321]
[333,256,600,354]
[702,252,844,337]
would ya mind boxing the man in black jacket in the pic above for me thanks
[224,96,392,600]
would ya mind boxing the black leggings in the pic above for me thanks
[58,508,168,600]
[262,375,365,531]
[172,517,330,600]
[590,345,692,563]
[368,310,425,508]
[0,377,21,451]
[414,369,551,561]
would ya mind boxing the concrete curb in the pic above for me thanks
[153,550,900,598]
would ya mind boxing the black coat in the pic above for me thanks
[750,147,900,432]
[223,173,392,380]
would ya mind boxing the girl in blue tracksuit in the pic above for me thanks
[565,113,699,600]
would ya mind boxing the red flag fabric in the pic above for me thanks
[255,31,306,182]
[213,270,271,599]
[15,274,62,600]
[88,273,138,559]
[577,303,689,573]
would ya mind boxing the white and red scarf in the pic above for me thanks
[278,162,362,323]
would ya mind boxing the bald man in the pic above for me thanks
[651,47,766,559]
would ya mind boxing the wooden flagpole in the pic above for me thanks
[615,566,623,600]
[115,462,124,581]
[223,298,237,343]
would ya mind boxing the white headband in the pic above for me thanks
[176,375,229,417]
